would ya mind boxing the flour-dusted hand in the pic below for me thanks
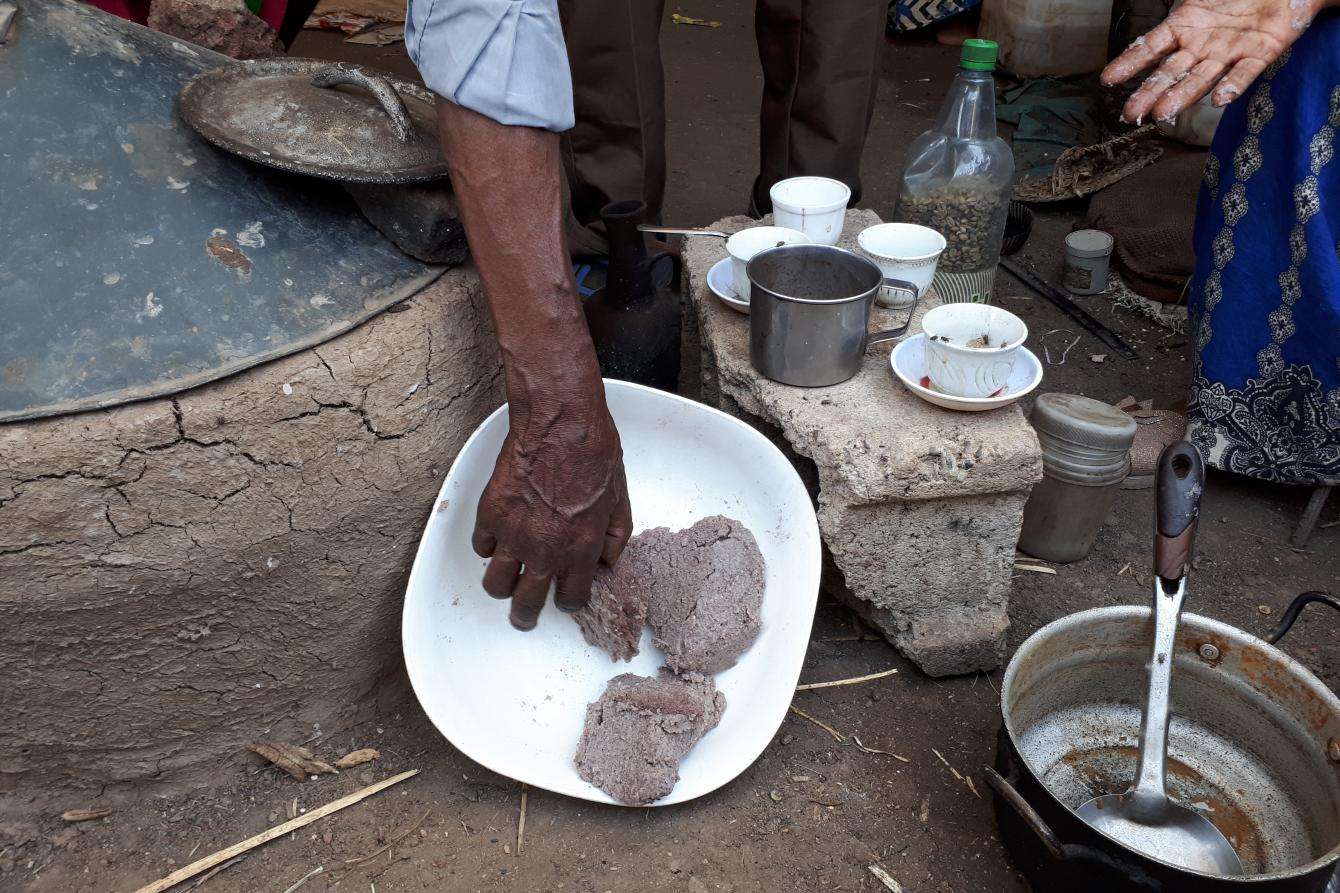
[473,390,633,630]
[1101,0,1326,123]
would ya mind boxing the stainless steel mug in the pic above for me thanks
[747,244,917,387]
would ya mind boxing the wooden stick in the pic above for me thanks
[868,864,904,892]
[343,809,431,866]
[516,785,529,856]
[281,866,324,893]
[184,856,245,892]
[795,667,899,691]
[1013,564,1057,575]
[132,770,419,893]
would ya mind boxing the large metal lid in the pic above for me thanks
[0,0,443,423]
[179,58,449,183]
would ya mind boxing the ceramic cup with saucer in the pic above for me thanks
[726,226,810,303]
[920,303,1028,399]
[890,334,1042,412]
[857,223,946,309]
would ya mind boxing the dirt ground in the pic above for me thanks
[5,4,1337,892]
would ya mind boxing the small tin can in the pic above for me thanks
[1063,229,1114,295]
[1018,393,1138,563]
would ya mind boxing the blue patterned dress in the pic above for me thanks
[1187,13,1340,486]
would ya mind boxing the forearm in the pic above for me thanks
[434,99,604,428]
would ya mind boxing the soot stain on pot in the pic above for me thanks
[1060,747,1266,872]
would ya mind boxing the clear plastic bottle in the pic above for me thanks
[895,39,1014,304]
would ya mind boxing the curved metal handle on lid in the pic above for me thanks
[865,277,920,347]
[311,63,414,142]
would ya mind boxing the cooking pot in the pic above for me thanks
[988,590,1340,892]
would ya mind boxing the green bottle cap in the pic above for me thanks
[960,38,998,71]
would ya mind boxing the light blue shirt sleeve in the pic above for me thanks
[405,0,574,132]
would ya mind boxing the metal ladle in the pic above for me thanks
[637,225,728,239]
[1076,442,1244,877]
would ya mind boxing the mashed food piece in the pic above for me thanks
[574,671,725,805]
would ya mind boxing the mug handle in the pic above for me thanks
[866,277,919,346]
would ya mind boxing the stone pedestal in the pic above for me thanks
[0,268,502,818]
[684,211,1042,676]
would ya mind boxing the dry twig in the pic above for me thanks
[184,855,245,892]
[132,770,419,893]
[344,809,431,866]
[868,863,905,892]
[788,706,910,762]
[516,785,529,856]
[795,667,900,691]
[61,809,112,822]
[281,866,324,893]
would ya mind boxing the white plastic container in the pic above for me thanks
[770,177,850,246]
[980,0,1114,77]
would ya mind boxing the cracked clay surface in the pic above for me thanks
[0,269,502,820]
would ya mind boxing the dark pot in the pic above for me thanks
[989,599,1340,892]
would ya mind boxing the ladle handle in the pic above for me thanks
[637,225,729,239]
[1131,442,1203,809]
[311,63,414,142]
[865,278,920,346]
[1154,441,1204,583]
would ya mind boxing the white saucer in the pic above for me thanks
[890,333,1042,412]
[707,257,749,313]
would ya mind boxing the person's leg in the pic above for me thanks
[558,0,668,256]
[753,0,887,214]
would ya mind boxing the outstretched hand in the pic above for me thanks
[473,393,633,630]
[1101,0,1320,123]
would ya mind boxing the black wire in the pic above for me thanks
[1266,590,1340,645]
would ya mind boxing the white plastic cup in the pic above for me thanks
[921,303,1028,398]
[726,226,811,300]
[856,223,947,309]
[769,177,851,246]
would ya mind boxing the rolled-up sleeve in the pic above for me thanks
[405,0,574,132]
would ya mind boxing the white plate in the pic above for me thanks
[707,256,749,313]
[890,333,1043,411]
[402,381,821,806]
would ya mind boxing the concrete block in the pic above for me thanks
[684,210,1042,676]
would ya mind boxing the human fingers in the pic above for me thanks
[482,552,522,598]
[600,476,634,566]
[1124,49,1200,123]
[1100,21,1180,86]
[554,564,597,613]
[508,568,553,630]
[472,526,498,558]
[1211,57,1269,107]
[1153,58,1229,121]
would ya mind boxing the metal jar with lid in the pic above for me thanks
[1017,393,1138,562]
[1062,229,1114,295]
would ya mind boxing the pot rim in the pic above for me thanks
[999,604,1340,883]
[745,244,882,306]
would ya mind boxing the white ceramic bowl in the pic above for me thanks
[920,303,1028,399]
[726,226,811,300]
[856,223,947,309]
[891,334,1042,412]
[769,176,850,246]
[402,381,822,806]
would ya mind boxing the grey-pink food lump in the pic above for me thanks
[642,516,765,673]
[573,515,765,672]
[574,671,725,805]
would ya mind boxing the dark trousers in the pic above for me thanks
[557,0,887,255]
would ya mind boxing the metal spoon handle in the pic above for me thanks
[637,225,728,238]
[1133,442,1204,806]
[1133,573,1184,804]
